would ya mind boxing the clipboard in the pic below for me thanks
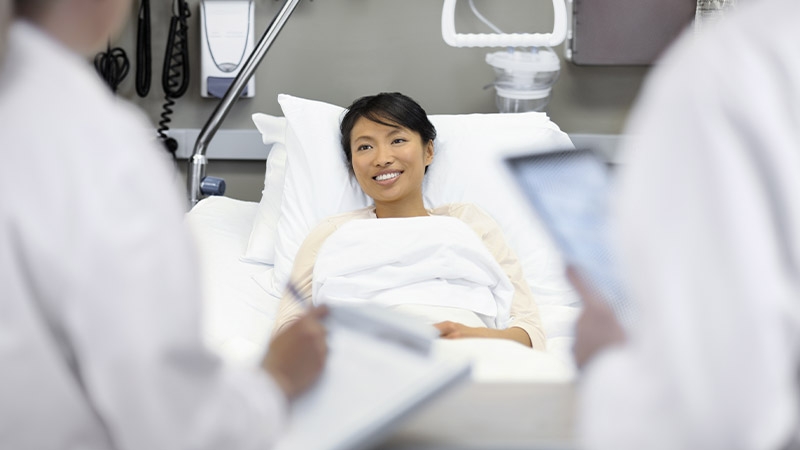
[273,303,471,450]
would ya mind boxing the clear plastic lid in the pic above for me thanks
[495,86,551,100]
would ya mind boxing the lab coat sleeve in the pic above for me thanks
[578,15,800,450]
[37,109,288,450]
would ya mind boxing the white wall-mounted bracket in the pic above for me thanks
[441,0,567,48]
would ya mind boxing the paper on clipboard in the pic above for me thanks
[273,303,471,450]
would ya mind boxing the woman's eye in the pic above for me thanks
[356,144,372,151]
[392,138,407,144]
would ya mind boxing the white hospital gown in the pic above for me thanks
[0,22,286,450]
[579,0,800,448]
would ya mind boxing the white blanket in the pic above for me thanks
[312,216,514,329]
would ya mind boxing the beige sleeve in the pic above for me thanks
[447,204,547,351]
[270,219,341,338]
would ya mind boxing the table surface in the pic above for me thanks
[375,382,577,450]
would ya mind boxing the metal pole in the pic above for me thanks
[188,0,303,206]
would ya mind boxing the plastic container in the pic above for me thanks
[485,48,560,113]
[495,86,551,113]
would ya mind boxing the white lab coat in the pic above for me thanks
[0,22,286,450]
[578,0,800,449]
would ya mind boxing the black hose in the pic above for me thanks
[135,0,152,98]
[157,0,191,159]
[94,43,129,94]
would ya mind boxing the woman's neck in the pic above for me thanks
[374,200,429,219]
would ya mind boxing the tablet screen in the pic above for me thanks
[505,149,634,326]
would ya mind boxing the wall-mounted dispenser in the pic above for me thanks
[200,0,255,98]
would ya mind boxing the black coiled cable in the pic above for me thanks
[157,0,191,159]
[94,43,129,94]
[135,0,152,98]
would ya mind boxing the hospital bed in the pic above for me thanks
[184,93,582,448]
[183,3,582,447]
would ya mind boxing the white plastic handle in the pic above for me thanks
[441,0,567,48]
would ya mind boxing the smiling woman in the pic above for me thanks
[345,95,434,218]
[272,92,547,350]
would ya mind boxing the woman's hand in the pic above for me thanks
[568,267,626,369]
[262,305,329,400]
[434,321,532,347]
[434,321,484,339]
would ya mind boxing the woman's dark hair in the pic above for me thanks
[339,92,437,170]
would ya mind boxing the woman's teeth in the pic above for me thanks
[375,172,400,181]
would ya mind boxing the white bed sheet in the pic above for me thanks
[185,196,279,368]
[187,196,577,382]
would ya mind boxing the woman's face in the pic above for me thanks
[349,116,433,209]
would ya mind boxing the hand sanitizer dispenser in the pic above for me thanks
[200,0,255,98]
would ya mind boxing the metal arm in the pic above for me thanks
[188,0,303,207]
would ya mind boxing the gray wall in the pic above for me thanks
[113,0,649,201]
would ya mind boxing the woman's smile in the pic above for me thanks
[373,170,403,184]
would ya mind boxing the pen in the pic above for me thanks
[285,281,309,308]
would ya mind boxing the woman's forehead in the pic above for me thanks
[352,116,411,138]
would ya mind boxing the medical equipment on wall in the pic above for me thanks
[188,0,303,206]
[566,0,694,65]
[441,0,567,113]
[157,0,191,158]
[200,0,256,99]
[94,43,129,93]
[486,48,560,113]
[135,0,152,97]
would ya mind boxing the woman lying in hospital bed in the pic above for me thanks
[271,92,545,351]
[190,92,582,382]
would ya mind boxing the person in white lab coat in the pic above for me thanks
[0,0,328,449]
[573,0,800,448]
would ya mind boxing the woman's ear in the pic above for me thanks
[424,140,434,166]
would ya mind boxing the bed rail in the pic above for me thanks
[188,0,303,207]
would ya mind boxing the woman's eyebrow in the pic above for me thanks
[353,127,405,143]
[352,134,375,143]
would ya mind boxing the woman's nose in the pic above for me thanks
[374,145,394,166]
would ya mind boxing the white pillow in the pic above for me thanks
[241,114,287,264]
[262,94,580,314]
